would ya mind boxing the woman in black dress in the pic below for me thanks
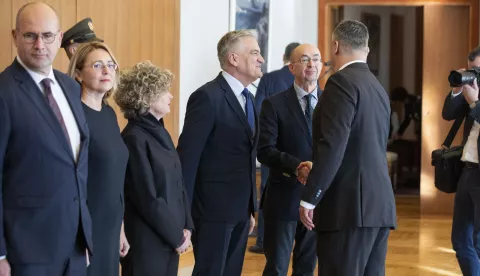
[67,42,130,276]
[114,61,194,276]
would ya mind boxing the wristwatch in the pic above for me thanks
[470,100,480,109]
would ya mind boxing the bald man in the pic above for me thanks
[257,44,322,276]
[0,2,92,275]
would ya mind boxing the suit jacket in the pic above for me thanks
[442,91,480,160]
[177,73,259,222]
[0,59,92,264]
[301,62,397,231]
[254,65,294,112]
[122,114,194,251]
[258,86,322,221]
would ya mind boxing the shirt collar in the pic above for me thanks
[338,60,366,71]
[222,71,247,97]
[16,56,57,86]
[293,82,318,101]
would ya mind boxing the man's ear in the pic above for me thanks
[227,53,238,67]
[333,41,340,55]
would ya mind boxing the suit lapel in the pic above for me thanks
[55,71,88,159]
[12,61,74,159]
[285,87,312,146]
[218,74,254,139]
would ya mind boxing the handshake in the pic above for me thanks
[296,161,313,185]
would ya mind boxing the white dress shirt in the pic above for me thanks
[222,71,248,113]
[451,91,479,163]
[294,82,318,113]
[300,59,366,210]
[17,56,81,162]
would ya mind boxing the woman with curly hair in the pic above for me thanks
[115,61,194,276]
[67,41,130,276]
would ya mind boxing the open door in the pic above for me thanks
[421,5,470,215]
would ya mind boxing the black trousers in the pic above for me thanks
[121,249,179,276]
[11,236,87,276]
[263,220,317,276]
[192,219,250,276]
[316,227,390,276]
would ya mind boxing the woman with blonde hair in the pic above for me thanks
[68,41,130,276]
[115,61,193,276]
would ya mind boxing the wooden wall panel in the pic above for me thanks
[0,0,12,71]
[421,5,469,216]
[77,0,180,141]
[1,0,180,142]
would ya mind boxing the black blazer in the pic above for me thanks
[177,73,259,222]
[442,91,480,161]
[255,65,294,112]
[0,59,92,263]
[258,86,321,221]
[121,114,194,251]
[301,62,397,231]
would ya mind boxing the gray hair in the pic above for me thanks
[333,20,369,51]
[217,29,256,69]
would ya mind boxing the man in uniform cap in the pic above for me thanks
[61,17,103,59]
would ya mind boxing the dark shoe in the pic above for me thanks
[248,244,264,254]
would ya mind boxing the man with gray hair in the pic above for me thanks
[177,30,264,275]
[298,20,397,275]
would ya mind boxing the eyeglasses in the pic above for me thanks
[19,31,60,44]
[294,56,322,65]
[89,62,118,71]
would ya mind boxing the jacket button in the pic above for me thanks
[74,197,79,202]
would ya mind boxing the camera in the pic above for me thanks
[448,67,480,87]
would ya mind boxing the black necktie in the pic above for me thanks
[242,88,255,132]
[41,78,71,145]
[304,94,313,135]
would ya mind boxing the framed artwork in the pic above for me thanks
[229,0,270,73]
[361,12,381,76]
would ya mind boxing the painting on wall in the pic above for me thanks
[361,12,380,76]
[229,0,270,73]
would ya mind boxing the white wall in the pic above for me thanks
[179,0,318,133]
[343,6,417,94]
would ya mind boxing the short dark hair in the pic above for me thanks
[284,42,300,61]
[468,46,480,62]
[333,20,369,51]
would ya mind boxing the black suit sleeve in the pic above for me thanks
[301,73,356,205]
[182,183,194,230]
[257,98,302,174]
[442,91,469,121]
[177,90,215,203]
[255,75,269,113]
[0,94,9,256]
[123,135,184,249]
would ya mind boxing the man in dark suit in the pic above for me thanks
[258,43,322,276]
[249,42,299,254]
[298,20,397,276]
[177,30,263,276]
[0,3,92,276]
[442,46,480,276]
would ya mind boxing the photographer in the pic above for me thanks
[442,46,480,276]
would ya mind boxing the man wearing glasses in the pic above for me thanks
[61,18,104,60]
[0,2,92,276]
[257,44,322,275]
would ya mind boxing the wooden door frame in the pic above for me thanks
[318,0,479,87]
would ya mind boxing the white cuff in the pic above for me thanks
[0,256,6,260]
[300,200,316,210]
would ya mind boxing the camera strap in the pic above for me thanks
[442,116,465,149]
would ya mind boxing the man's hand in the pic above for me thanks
[453,68,466,95]
[0,259,10,276]
[299,206,315,231]
[297,161,313,184]
[463,79,479,105]
[248,214,255,235]
[119,225,130,258]
[175,230,192,255]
